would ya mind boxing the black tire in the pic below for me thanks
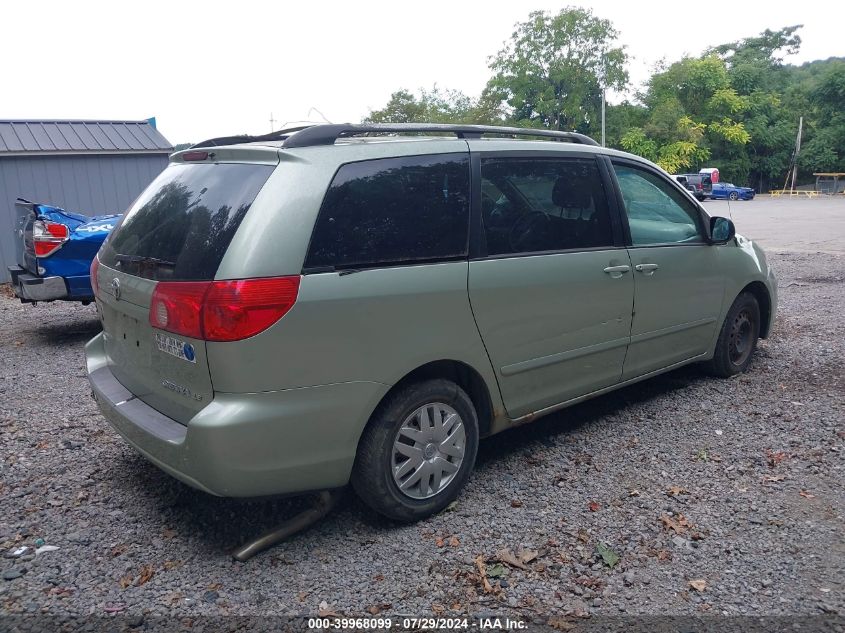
[706,292,761,377]
[729,191,739,201]
[352,379,479,522]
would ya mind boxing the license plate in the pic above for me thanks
[155,332,197,363]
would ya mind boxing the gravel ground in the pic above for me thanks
[0,251,843,626]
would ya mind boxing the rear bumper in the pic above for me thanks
[85,332,389,497]
[8,266,68,302]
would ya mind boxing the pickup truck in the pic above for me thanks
[8,198,121,305]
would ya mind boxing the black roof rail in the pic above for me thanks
[190,123,600,150]
[281,123,599,148]
[190,126,313,149]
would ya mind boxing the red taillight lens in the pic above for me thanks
[203,277,300,342]
[90,256,100,296]
[149,281,210,339]
[32,220,70,257]
[149,276,300,342]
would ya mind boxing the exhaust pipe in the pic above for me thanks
[231,489,343,562]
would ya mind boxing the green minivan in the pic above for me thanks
[86,124,777,521]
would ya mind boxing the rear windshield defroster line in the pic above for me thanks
[99,163,274,281]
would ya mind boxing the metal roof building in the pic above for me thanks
[0,119,172,282]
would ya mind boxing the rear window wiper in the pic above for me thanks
[301,265,363,276]
[114,254,176,268]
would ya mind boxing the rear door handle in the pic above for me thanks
[603,265,631,278]
[635,263,659,275]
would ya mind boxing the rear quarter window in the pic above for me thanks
[99,162,274,280]
[305,154,470,270]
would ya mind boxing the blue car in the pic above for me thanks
[8,198,121,304]
[710,182,755,201]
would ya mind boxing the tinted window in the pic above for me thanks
[305,154,470,270]
[681,173,712,188]
[613,164,705,246]
[100,163,273,280]
[480,158,613,256]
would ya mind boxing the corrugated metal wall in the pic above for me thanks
[0,153,168,282]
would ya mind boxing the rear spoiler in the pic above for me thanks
[16,198,97,228]
[15,198,38,216]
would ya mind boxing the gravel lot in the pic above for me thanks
[1,248,843,627]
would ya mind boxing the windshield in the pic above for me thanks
[99,163,274,280]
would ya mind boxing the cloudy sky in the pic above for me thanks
[1,0,840,144]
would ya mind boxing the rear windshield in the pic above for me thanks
[99,162,274,280]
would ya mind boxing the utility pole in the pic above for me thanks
[790,116,803,191]
[601,87,606,148]
[269,113,276,133]
[600,52,607,147]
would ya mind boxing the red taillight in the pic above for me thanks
[149,281,210,339]
[203,277,300,341]
[90,256,100,296]
[696,183,703,190]
[32,220,70,257]
[149,276,300,342]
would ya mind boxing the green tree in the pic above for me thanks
[710,25,802,93]
[604,101,648,148]
[365,87,465,123]
[621,26,819,185]
[800,60,845,174]
[622,55,749,175]
[361,20,844,189]
[364,86,505,125]
[713,26,805,187]
[486,7,627,135]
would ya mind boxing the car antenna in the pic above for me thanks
[725,188,735,223]
[307,107,333,124]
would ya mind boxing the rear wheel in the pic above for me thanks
[706,292,760,377]
[729,191,739,201]
[352,379,479,521]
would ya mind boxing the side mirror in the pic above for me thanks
[709,216,735,244]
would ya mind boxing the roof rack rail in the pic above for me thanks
[190,126,312,149]
[281,123,599,148]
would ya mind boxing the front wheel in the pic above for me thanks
[352,379,479,522]
[706,292,761,377]
[729,191,739,201]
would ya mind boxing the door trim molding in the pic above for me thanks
[629,316,717,345]
[500,335,630,377]
[509,351,709,424]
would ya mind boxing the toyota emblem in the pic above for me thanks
[111,277,121,301]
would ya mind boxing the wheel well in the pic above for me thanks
[742,281,772,338]
[384,361,495,438]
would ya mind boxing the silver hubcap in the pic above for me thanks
[392,403,466,500]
